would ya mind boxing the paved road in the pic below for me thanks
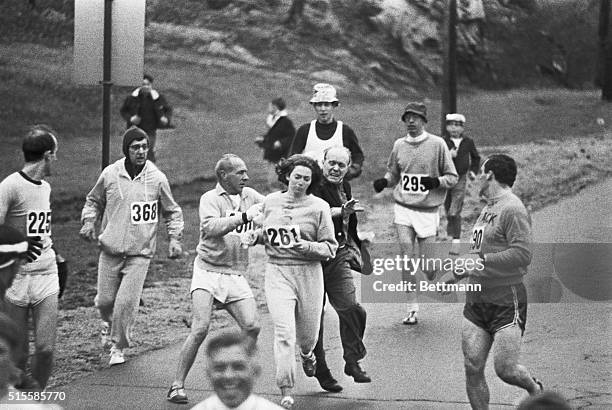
[52,180,612,409]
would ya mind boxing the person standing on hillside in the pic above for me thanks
[443,113,480,255]
[80,126,184,367]
[167,154,264,404]
[289,83,364,180]
[120,74,172,162]
[440,154,543,409]
[0,125,60,391]
[255,97,296,191]
[373,102,457,325]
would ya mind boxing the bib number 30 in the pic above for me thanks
[131,201,158,224]
[26,210,51,237]
[469,225,485,253]
[266,225,300,248]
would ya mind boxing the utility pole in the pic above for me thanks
[600,0,612,100]
[101,0,113,169]
[441,0,458,135]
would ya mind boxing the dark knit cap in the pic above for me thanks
[122,126,149,157]
[401,102,428,123]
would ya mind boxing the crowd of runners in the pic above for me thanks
[0,83,557,409]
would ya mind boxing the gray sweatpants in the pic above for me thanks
[95,251,151,349]
[265,261,324,388]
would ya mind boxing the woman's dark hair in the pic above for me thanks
[276,154,321,195]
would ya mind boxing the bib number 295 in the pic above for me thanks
[131,201,158,224]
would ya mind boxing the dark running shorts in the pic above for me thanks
[463,283,527,336]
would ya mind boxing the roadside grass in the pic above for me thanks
[3,44,612,388]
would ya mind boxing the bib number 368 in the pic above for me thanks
[131,201,158,224]
[266,225,300,248]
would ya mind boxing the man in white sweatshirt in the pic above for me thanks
[80,126,184,366]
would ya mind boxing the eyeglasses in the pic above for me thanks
[129,144,149,152]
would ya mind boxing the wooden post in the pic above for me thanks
[101,0,113,169]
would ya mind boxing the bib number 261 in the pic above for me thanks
[131,201,158,224]
[266,225,300,248]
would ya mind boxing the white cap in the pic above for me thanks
[446,113,466,123]
[309,83,339,104]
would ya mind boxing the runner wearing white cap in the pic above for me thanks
[289,83,364,180]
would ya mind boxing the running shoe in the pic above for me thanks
[280,395,294,409]
[109,346,125,366]
[167,385,188,403]
[300,352,317,377]
[402,311,418,325]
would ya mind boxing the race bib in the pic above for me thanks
[469,223,486,253]
[400,173,429,194]
[130,201,158,225]
[265,225,301,248]
[226,210,255,236]
[26,210,52,237]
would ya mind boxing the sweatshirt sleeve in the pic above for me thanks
[384,143,401,186]
[302,203,338,261]
[342,125,364,180]
[437,142,458,189]
[81,171,108,224]
[474,205,532,277]
[158,174,184,241]
[199,195,246,238]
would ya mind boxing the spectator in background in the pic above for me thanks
[120,74,172,162]
[255,97,295,191]
[289,83,364,180]
[443,113,480,255]
[189,331,283,410]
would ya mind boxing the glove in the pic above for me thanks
[168,238,182,259]
[245,203,264,222]
[79,221,97,242]
[373,178,388,193]
[421,176,440,190]
[25,236,43,263]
